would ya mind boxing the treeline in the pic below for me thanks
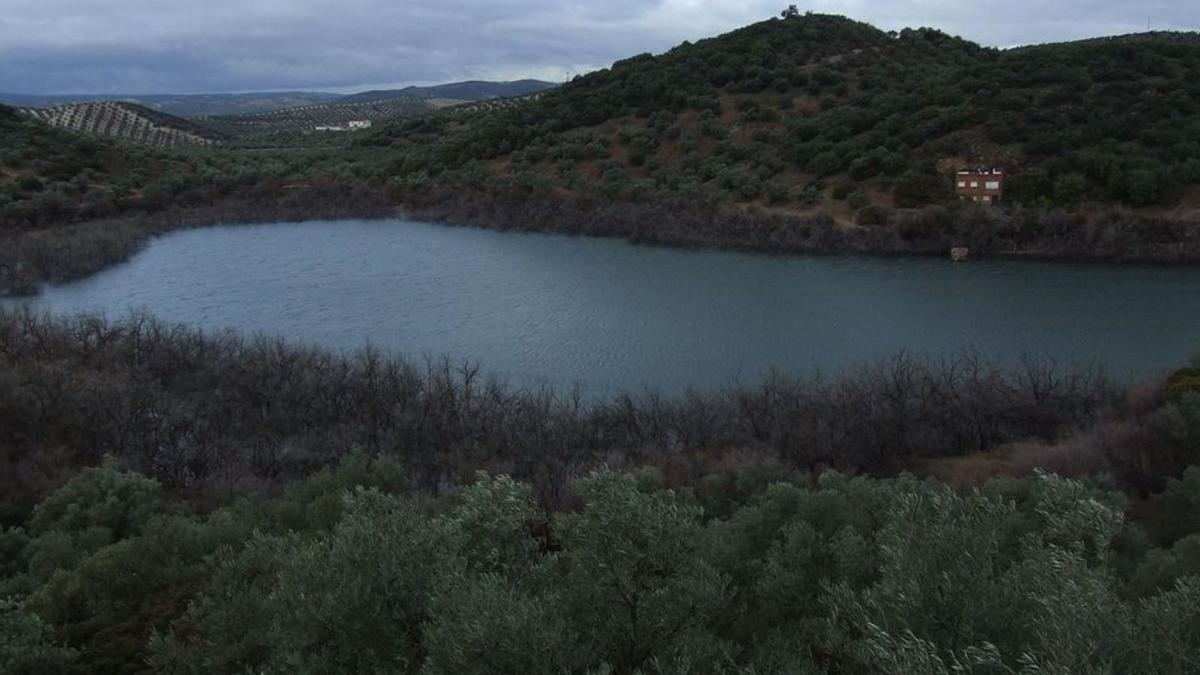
[0,308,1150,513]
[8,182,1200,298]
[403,185,1200,262]
[7,456,1200,673]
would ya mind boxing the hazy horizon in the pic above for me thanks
[0,78,558,100]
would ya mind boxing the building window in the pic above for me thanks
[970,181,979,188]
[982,196,992,203]
[985,181,1000,190]
[957,181,966,187]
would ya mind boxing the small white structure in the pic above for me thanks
[314,120,371,132]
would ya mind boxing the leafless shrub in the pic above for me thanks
[0,309,1123,504]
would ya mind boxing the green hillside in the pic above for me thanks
[372,13,1200,219]
[0,104,360,236]
[0,104,158,223]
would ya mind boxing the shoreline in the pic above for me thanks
[4,186,1199,296]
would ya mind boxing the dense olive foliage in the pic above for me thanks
[6,457,1200,673]
[2,312,1200,673]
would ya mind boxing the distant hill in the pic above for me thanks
[1050,31,1200,48]
[0,80,559,142]
[0,80,556,118]
[17,101,227,148]
[337,80,557,104]
[372,14,1200,214]
[0,92,341,117]
[201,96,441,140]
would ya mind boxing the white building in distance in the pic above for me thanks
[314,120,372,132]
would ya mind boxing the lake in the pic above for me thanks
[10,219,1200,394]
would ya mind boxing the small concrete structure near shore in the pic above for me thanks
[950,246,970,262]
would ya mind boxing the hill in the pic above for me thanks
[337,79,557,104]
[0,91,342,116]
[124,91,341,116]
[372,13,1200,239]
[0,101,403,292]
[16,101,227,148]
[6,12,1200,292]
[0,104,213,229]
[0,80,556,120]
[200,96,444,140]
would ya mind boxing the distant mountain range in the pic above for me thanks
[3,79,559,146]
[0,91,341,117]
[199,96,441,139]
[0,80,557,117]
[336,80,557,104]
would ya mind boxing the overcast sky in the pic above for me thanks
[1,0,1197,95]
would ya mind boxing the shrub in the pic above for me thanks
[28,457,162,540]
[1165,369,1200,405]
[0,598,78,675]
[846,189,871,210]
[856,204,892,227]
[893,170,953,208]
[16,176,44,193]
[832,182,856,200]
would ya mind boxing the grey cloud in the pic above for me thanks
[0,0,1197,95]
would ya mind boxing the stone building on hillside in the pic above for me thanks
[955,168,1005,205]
